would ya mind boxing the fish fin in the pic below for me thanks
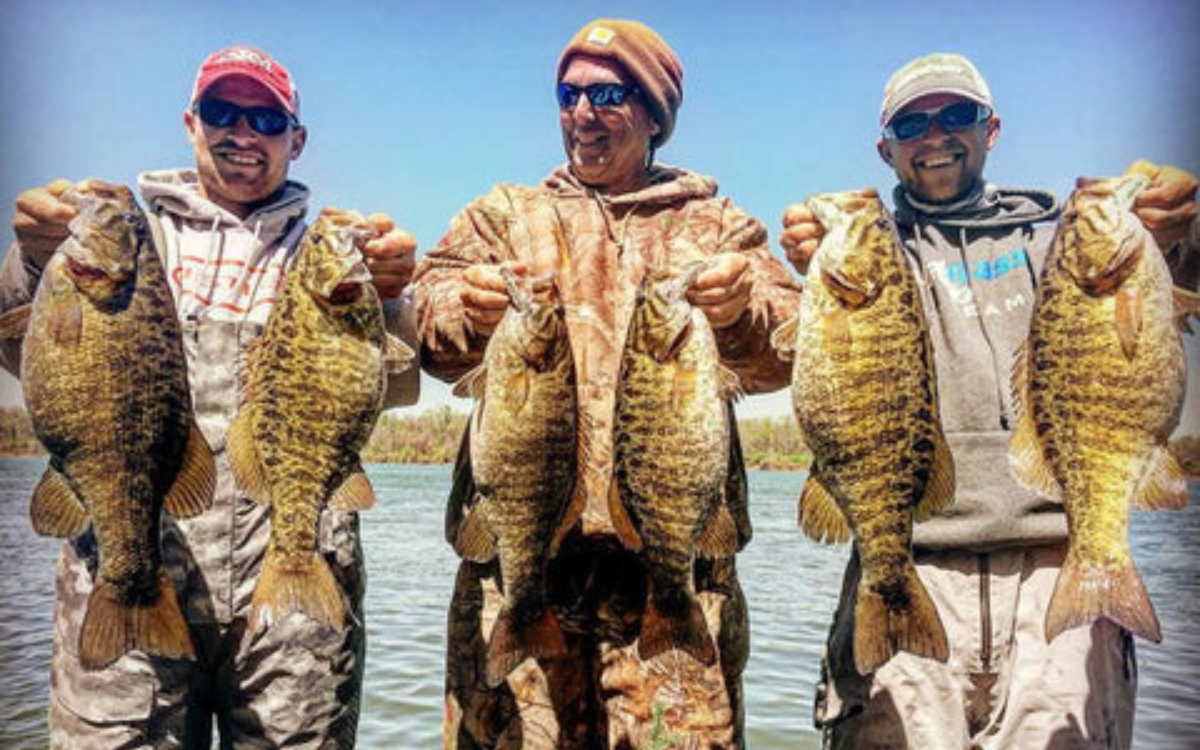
[1114,286,1142,361]
[769,314,799,362]
[1045,553,1161,643]
[717,364,745,403]
[695,503,739,559]
[915,434,956,521]
[250,549,346,633]
[798,473,851,544]
[236,336,265,405]
[853,564,949,675]
[605,477,644,553]
[446,425,475,545]
[1173,286,1200,333]
[383,332,416,374]
[329,466,376,512]
[163,424,216,519]
[48,297,84,348]
[226,411,271,505]
[30,466,89,538]
[0,303,33,339]
[79,575,196,670]
[724,409,753,550]
[1007,342,1063,502]
[1132,446,1188,511]
[455,504,497,563]
[822,307,851,351]
[451,364,487,400]
[638,592,717,666]
[485,607,567,688]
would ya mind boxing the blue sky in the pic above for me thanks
[2,0,1198,430]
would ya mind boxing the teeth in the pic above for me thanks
[920,155,959,168]
[223,153,261,165]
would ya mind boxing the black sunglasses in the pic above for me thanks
[883,101,992,142]
[556,82,638,110]
[194,98,298,136]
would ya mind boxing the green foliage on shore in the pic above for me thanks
[0,403,812,470]
[5,400,1197,476]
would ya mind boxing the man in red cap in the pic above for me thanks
[780,52,1199,750]
[2,45,419,748]
[415,18,800,750]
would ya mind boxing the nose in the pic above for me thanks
[566,95,597,122]
[229,113,257,138]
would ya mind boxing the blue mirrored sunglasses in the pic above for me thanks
[194,98,298,136]
[883,101,992,142]
[556,82,637,109]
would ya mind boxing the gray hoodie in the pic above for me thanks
[898,180,1198,551]
[897,182,1067,551]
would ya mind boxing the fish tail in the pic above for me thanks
[485,605,568,688]
[79,574,195,670]
[250,549,346,633]
[1045,553,1162,643]
[853,565,948,675]
[638,590,717,666]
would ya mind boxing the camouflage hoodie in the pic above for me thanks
[415,163,800,542]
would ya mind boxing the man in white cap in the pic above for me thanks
[780,52,1199,749]
[2,45,419,749]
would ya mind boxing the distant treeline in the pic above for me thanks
[4,404,1197,476]
[0,405,812,470]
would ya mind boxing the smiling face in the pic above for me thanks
[877,92,1000,204]
[559,55,659,195]
[184,76,306,218]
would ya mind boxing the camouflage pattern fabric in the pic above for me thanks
[418,165,796,750]
[443,537,748,750]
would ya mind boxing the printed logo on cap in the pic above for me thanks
[585,26,616,47]
[214,48,274,72]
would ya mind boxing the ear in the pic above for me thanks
[183,108,199,139]
[290,125,307,161]
[984,115,1001,151]
[876,137,894,167]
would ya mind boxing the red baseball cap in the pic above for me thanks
[190,45,299,117]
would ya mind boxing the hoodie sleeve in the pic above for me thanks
[708,198,802,394]
[0,242,50,376]
[413,186,521,383]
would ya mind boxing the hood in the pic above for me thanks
[541,163,719,207]
[893,181,1059,231]
[137,169,309,236]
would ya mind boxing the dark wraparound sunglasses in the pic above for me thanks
[883,101,992,142]
[556,82,638,109]
[194,99,298,136]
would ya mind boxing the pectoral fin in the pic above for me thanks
[915,433,956,521]
[383,333,416,374]
[30,466,89,538]
[695,503,739,559]
[48,298,84,348]
[455,503,497,563]
[329,465,376,512]
[1008,341,1062,500]
[226,411,271,505]
[0,304,33,339]
[1174,286,1200,333]
[163,424,216,519]
[1132,446,1188,511]
[798,472,851,544]
[451,364,487,400]
[822,307,851,352]
[769,315,799,362]
[1114,286,1142,361]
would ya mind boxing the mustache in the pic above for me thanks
[212,139,266,156]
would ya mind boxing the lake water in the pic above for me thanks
[1,458,1197,749]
